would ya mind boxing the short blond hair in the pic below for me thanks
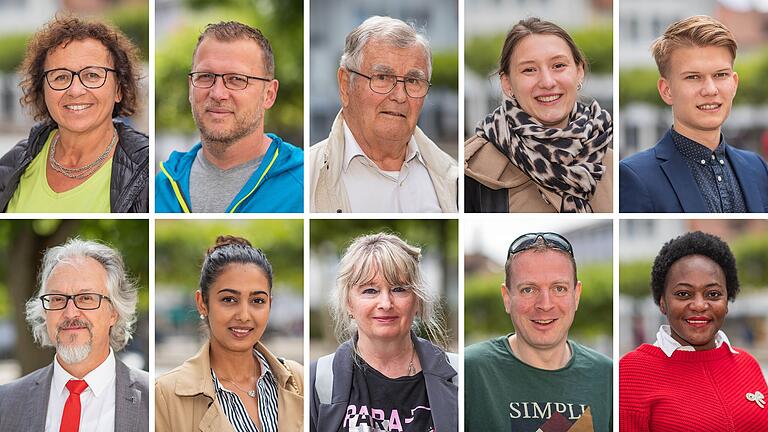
[651,15,737,77]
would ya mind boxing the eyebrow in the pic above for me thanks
[516,54,570,66]
[370,64,427,79]
[216,288,269,296]
[679,67,733,75]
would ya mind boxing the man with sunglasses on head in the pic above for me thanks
[309,16,458,213]
[464,233,612,432]
[156,21,303,213]
[0,238,148,432]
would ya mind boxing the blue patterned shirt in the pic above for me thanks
[671,128,746,213]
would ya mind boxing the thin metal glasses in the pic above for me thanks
[347,69,431,98]
[188,72,271,90]
[507,232,574,258]
[40,293,111,311]
[44,66,116,91]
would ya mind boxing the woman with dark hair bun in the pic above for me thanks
[156,236,303,432]
[465,17,612,213]
[619,231,768,431]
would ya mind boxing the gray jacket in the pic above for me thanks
[0,119,149,213]
[0,357,149,432]
[310,334,458,432]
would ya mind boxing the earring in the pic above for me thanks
[577,82,583,91]
[349,314,354,320]
[200,314,206,320]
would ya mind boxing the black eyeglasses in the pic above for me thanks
[44,66,116,91]
[507,232,574,258]
[40,293,111,311]
[188,72,271,90]
[346,69,431,98]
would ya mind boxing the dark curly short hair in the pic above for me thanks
[651,231,739,305]
[19,15,142,122]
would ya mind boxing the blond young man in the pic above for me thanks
[620,15,768,213]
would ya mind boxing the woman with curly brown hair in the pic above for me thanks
[156,236,303,432]
[0,15,148,213]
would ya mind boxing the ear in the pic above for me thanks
[732,71,739,94]
[500,73,513,99]
[659,297,667,315]
[338,68,351,108]
[657,76,673,106]
[114,84,122,104]
[501,283,512,314]
[262,79,279,110]
[195,290,209,317]
[576,62,585,85]
[573,281,582,310]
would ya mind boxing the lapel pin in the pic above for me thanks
[746,391,765,408]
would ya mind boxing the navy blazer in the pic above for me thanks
[620,129,768,213]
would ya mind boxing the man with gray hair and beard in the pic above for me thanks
[156,21,303,213]
[309,16,458,213]
[0,238,148,432]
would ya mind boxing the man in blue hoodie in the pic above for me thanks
[156,21,303,213]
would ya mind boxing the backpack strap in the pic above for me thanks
[315,352,336,405]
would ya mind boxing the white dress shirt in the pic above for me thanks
[653,324,739,358]
[45,349,116,432]
[341,124,442,213]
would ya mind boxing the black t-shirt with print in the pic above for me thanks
[342,359,434,432]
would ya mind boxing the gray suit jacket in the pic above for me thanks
[0,357,149,432]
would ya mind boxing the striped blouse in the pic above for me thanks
[211,349,279,432]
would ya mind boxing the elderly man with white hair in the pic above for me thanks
[310,16,458,213]
[0,238,148,432]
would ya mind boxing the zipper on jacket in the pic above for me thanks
[159,161,191,213]
[229,146,280,213]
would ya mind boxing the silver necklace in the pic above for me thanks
[49,129,118,179]
[356,340,417,376]
[219,376,257,398]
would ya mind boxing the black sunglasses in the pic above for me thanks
[507,232,574,258]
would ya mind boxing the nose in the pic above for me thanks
[62,297,82,318]
[700,76,719,96]
[388,80,408,103]
[537,69,556,89]
[66,75,88,97]
[535,289,554,311]
[208,76,230,100]
[234,300,250,321]
[689,293,709,312]
[377,291,394,310]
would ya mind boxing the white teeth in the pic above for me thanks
[65,104,90,111]
[231,328,251,334]
[698,104,719,110]
[533,319,555,324]
[686,320,708,324]
[536,95,561,103]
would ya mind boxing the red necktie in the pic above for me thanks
[60,379,88,432]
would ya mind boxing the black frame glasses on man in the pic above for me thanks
[507,232,574,258]
[44,66,117,91]
[346,69,431,98]
[188,72,271,91]
[39,293,112,311]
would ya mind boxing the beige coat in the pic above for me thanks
[309,111,458,213]
[464,135,613,212]
[155,341,304,432]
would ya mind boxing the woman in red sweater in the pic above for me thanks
[620,231,768,431]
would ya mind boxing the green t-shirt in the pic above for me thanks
[7,130,112,213]
[464,334,612,432]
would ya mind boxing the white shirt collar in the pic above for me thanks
[211,347,273,394]
[52,348,116,398]
[341,122,422,173]
[653,325,738,357]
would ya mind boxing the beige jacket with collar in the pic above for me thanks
[155,341,303,432]
[309,111,458,213]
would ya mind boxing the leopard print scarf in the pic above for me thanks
[476,96,612,212]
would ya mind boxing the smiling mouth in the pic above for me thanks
[697,103,721,111]
[229,327,253,338]
[64,104,93,112]
[381,111,406,118]
[535,95,562,103]
[373,316,398,323]
[531,319,557,326]
[685,318,712,326]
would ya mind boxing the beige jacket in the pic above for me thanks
[464,134,613,212]
[155,341,304,432]
[309,111,458,213]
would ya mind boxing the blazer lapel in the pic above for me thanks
[27,364,54,432]
[114,359,141,432]
[414,336,458,432]
[726,144,765,212]
[656,132,708,212]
